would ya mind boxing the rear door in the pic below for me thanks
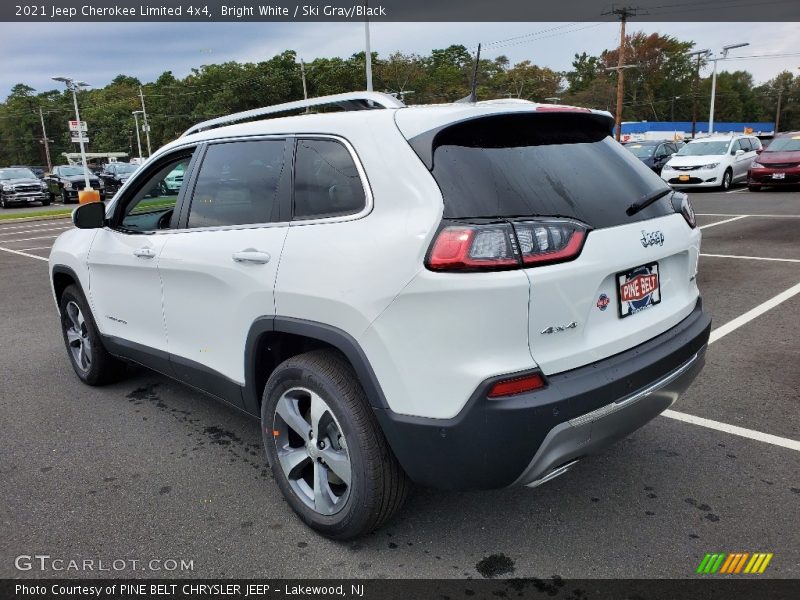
[157,137,291,401]
[420,112,701,375]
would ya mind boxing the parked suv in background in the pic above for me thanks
[49,92,710,539]
[661,134,761,190]
[623,140,683,174]
[748,131,800,190]
[0,167,51,208]
[98,162,140,195]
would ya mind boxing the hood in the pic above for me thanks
[666,154,725,167]
[758,150,800,165]
[64,174,99,183]
[1,178,43,186]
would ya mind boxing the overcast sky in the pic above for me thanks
[1,21,798,98]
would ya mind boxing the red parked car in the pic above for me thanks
[748,132,800,190]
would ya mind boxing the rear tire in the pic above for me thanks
[261,349,409,539]
[59,284,127,385]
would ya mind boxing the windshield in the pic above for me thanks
[115,163,139,174]
[59,166,87,176]
[765,136,800,152]
[677,141,730,156]
[420,112,673,229]
[625,144,656,158]
[0,168,37,180]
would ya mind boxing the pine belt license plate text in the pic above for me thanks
[616,262,661,318]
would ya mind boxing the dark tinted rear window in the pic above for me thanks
[419,113,674,228]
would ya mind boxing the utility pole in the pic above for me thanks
[607,5,637,141]
[132,111,143,160]
[138,85,152,157]
[775,86,784,133]
[364,4,373,92]
[300,59,308,101]
[688,49,709,139]
[37,107,52,172]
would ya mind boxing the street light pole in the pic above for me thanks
[364,12,373,92]
[53,76,92,190]
[708,42,749,135]
[132,111,143,160]
[688,49,709,139]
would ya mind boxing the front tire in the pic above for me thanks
[59,284,127,385]
[261,350,409,539]
[721,168,733,191]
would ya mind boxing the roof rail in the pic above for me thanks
[182,91,405,137]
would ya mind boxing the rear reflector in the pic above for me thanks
[487,373,547,398]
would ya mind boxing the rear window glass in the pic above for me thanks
[420,113,673,228]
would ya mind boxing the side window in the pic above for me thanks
[293,138,367,220]
[119,154,192,232]
[187,139,287,229]
[732,140,743,153]
[740,138,752,152]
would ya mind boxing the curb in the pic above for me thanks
[0,212,72,224]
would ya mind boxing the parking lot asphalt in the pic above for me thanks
[0,188,798,580]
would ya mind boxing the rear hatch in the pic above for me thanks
[401,108,701,375]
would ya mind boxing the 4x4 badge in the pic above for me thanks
[540,321,578,335]
[640,230,665,247]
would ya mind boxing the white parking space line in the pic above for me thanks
[709,281,800,344]
[725,188,749,194]
[0,235,59,243]
[701,253,800,264]
[18,246,53,252]
[0,220,71,231]
[662,280,800,450]
[662,410,800,452]
[0,226,71,237]
[696,213,800,218]
[698,215,748,229]
[0,246,49,262]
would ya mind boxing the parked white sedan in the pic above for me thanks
[661,135,761,190]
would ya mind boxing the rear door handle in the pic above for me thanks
[133,247,156,259]
[232,250,271,264]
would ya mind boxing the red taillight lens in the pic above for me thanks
[427,224,519,271]
[426,220,588,272]
[488,373,547,398]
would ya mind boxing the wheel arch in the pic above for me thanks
[243,316,390,415]
[51,265,82,308]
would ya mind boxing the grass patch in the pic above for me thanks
[0,207,73,221]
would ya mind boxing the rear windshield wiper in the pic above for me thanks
[626,188,672,216]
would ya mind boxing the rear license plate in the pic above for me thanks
[772,172,785,180]
[679,175,690,181]
[616,263,661,318]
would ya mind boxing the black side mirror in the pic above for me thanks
[72,201,106,229]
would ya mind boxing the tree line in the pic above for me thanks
[1,32,797,167]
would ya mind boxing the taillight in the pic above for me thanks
[426,219,589,272]
[671,192,696,228]
[513,221,588,266]
[487,372,547,398]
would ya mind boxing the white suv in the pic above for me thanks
[661,134,762,190]
[49,92,711,539]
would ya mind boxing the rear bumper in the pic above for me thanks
[374,298,710,490]
[748,168,800,185]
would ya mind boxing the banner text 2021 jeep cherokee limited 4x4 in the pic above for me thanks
[49,92,710,539]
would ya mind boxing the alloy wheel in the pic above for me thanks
[64,300,92,373]
[272,387,352,515]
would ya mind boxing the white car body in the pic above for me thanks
[49,92,710,495]
[661,134,762,189]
